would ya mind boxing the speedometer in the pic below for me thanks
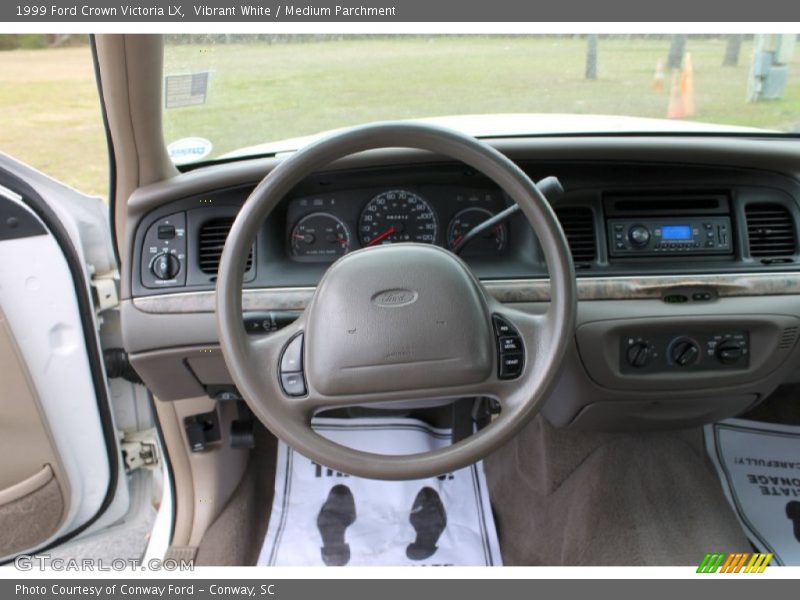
[358,190,438,246]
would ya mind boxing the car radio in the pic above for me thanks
[607,216,732,256]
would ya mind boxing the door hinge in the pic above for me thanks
[120,429,160,472]
[89,267,119,313]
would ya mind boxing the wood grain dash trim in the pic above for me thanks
[132,272,800,314]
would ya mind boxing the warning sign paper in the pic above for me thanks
[706,418,800,566]
[258,418,502,566]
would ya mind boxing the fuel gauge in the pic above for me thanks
[291,213,351,259]
[447,208,507,254]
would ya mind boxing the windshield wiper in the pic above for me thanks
[452,176,564,255]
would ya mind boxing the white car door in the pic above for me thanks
[0,153,161,563]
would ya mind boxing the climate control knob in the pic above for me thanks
[626,342,653,368]
[669,338,700,367]
[716,340,744,364]
[151,252,180,280]
[628,224,651,248]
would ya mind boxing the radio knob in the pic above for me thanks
[628,225,651,248]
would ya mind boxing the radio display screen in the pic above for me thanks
[661,225,692,240]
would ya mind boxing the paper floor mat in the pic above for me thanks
[705,418,800,566]
[258,417,502,566]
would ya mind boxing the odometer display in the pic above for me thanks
[358,190,438,247]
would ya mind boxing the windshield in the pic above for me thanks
[162,34,800,165]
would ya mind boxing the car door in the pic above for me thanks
[0,153,157,561]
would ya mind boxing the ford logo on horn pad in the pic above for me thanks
[371,289,419,308]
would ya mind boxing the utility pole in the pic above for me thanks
[667,34,686,70]
[585,34,598,80]
[723,34,743,67]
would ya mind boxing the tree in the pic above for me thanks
[667,34,686,70]
[723,35,743,67]
[585,34,598,80]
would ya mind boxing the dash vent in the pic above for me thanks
[778,326,799,350]
[745,203,797,260]
[198,217,254,275]
[555,207,596,266]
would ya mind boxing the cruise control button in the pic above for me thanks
[499,336,522,353]
[499,353,524,379]
[492,315,519,337]
[280,334,304,373]
[280,372,306,397]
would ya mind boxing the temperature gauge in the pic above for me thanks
[290,213,351,260]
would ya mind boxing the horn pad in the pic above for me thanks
[305,244,493,396]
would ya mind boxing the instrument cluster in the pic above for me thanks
[286,186,510,262]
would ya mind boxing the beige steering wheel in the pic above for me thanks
[216,122,576,480]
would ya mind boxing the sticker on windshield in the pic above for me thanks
[165,72,209,108]
[168,137,213,164]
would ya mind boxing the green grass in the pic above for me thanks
[164,36,800,157]
[2,36,799,198]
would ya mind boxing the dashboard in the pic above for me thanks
[122,136,800,431]
[131,159,800,297]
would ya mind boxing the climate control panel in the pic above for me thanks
[620,331,749,374]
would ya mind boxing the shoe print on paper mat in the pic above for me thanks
[257,417,502,566]
[705,418,800,566]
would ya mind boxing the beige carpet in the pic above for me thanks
[195,426,277,566]
[484,416,750,565]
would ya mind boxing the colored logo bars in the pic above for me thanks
[697,552,773,573]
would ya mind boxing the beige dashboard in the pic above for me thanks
[121,135,800,430]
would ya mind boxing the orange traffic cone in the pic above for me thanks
[653,59,665,92]
[667,71,686,119]
[680,52,696,117]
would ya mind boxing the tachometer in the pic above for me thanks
[447,207,507,254]
[291,213,351,259]
[358,190,438,246]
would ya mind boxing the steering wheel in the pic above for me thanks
[216,122,576,480]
